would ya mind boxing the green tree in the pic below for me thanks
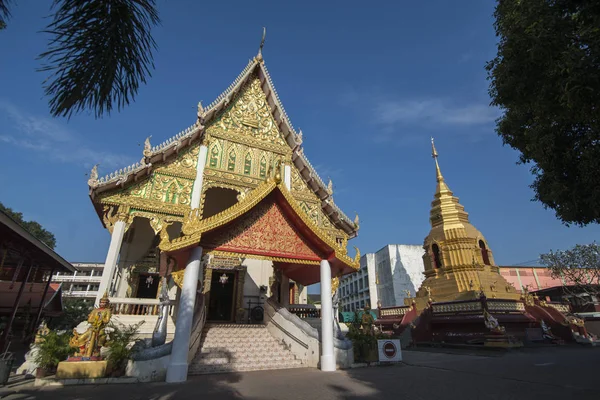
[48,298,93,330]
[541,243,600,302]
[0,0,159,118]
[0,201,57,249]
[486,0,600,226]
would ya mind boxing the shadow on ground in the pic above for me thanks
[4,347,600,400]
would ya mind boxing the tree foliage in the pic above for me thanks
[48,298,93,331]
[0,201,57,249]
[0,0,11,30]
[541,243,600,301]
[34,330,74,371]
[1,0,160,119]
[486,0,600,226]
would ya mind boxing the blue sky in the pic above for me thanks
[0,0,598,271]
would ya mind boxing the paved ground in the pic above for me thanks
[2,346,599,399]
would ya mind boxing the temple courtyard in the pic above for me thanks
[2,346,599,400]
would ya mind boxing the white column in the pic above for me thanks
[284,164,292,191]
[320,259,335,371]
[96,220,127,306]
[166,246,203,383]
[190,145,208,208]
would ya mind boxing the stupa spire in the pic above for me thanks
[431,137,444,183]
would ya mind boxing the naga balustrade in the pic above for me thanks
[109,297,174,316]
[287,304,320,319]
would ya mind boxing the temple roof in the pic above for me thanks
[160,177,360,285]
[88,52,357,237]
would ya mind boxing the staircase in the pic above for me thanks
[188,323,305,375]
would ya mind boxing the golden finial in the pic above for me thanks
[354,213,359,226]
[256,27,266,61]
[431,137,444,183]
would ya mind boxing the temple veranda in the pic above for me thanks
[87,49,360,381]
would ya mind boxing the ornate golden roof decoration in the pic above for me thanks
[159,178,359,269]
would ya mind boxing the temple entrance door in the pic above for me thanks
[136,273,159,298]
[207,270,236,322]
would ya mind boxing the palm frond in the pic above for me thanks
[0,0,13,30]
[39,0,160,118]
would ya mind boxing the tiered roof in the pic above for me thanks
[89,52,358,237]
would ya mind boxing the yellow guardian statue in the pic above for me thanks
[70,292,112,358]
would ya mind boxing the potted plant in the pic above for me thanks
[33,330,73,378]
[105,321,142,377]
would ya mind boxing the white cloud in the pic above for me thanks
[0,101,131,169]
[374,99,500,127]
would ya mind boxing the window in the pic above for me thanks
[432,243,443,268]
[479,240,491,265]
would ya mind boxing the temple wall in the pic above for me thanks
[241,258,273,319]
[298,285,308,304]
[365,253,378,309]
[389,245,425,304]
[375,247,395,307]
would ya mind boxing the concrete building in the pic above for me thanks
[340,244,425,312]
[52,262,104,300]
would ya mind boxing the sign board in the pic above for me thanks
[377,339,402,362]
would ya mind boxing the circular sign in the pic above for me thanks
[383,341,397,358]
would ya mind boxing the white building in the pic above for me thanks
[340,245,425,311]
[52,262,104,300]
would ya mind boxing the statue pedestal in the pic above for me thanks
[56,361,107,379]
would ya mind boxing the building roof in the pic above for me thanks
[87,52,358,237]
[161,178,360,286]
[0,281,64,317]
[0,209,75,273]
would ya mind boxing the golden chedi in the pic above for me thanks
[410,139,520,310]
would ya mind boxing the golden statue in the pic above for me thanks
[69,293,112,358]
[360,305,375,335]
[35,321,50,344]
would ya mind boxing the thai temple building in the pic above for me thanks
[86,42,360,380]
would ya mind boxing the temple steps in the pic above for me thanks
[188,323,305,375]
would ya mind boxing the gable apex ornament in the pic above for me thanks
[256,27,266,62]
[88,164,99,188]
[197,101,205,120]
[143,136,152,158]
